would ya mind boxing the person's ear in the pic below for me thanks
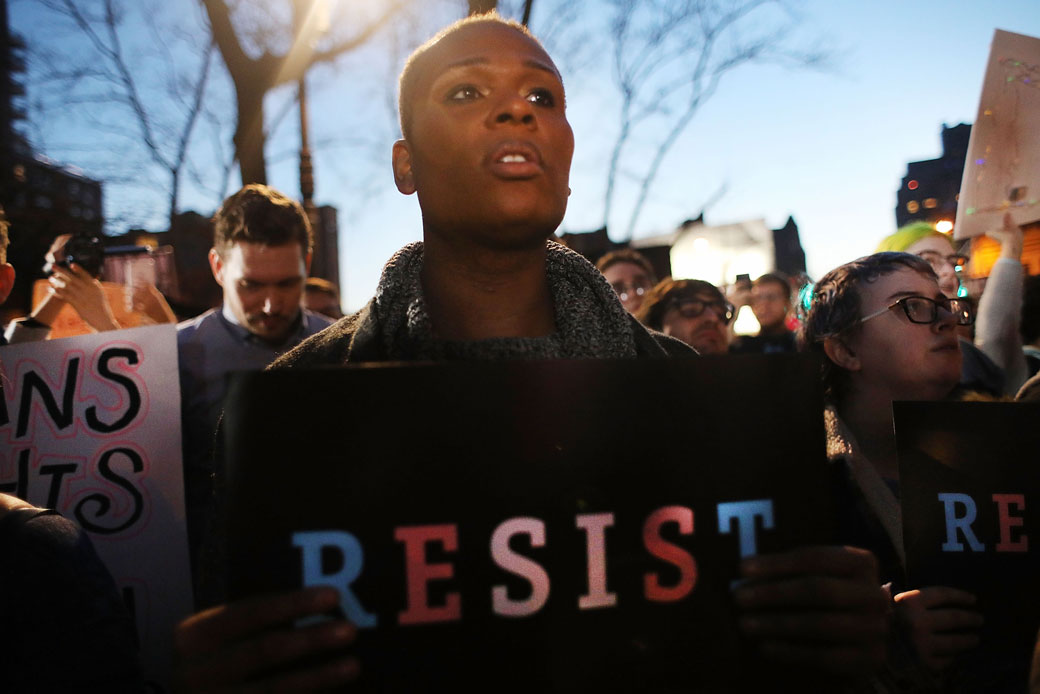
[208,248,225,287]
[0,262,14,304]
[823,335,861,372]
[304,251,312,276]
[392,139,416,195]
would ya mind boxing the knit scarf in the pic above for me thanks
[370,241,637,360]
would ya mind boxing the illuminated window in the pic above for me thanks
[923,198,938,209]
[907,200,920,214]
[908,180,919,190]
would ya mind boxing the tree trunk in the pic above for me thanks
[521,0,534,26]
[234,85,268,185]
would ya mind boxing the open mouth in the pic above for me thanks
[488,142,543,178]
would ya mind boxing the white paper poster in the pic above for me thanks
[956,29,1040,239]
[1,324,192,691]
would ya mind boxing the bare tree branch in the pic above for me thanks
[201,0,408,184]
[29,0,221,226]
[600,0,829,241]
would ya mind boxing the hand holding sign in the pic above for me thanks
[893,586,983,673]
[733,546,890,675]
[173,587,359,692]
[986,212,1025,261]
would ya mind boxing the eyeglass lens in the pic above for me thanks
[917,250,968,270]
[676,300,734,325]
[613,283,647,301]
[902,297,973,325]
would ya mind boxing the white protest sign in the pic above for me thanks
[956,29,1040,239]
[0,324,192,692]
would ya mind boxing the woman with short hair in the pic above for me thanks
[801,251,984,682]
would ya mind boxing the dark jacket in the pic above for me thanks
[271,297,694,369]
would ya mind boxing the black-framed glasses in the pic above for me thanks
[860,295,974,326]
[611,282,649,302]
[671,298,735,325]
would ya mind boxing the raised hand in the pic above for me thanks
[49,263,120,332]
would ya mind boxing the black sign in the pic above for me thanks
[896,400,1040,691]
[224,356,834,691]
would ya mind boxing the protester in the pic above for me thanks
[596,248,657,315]
[176,184,333,567]
[303,276,345,320]
[876,214,1026,395]
[729,272,798,354]
[2,231,127,342]
[635,278,733,355]
[0,216,143,691]
[175,14,889,691]
[800,251,985,683]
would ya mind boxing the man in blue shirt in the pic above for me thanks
[177,184,332,565]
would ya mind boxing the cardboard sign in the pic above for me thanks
[956,29,1040,240]
[224,356,836,692]
[896,401,1040,690]
[0,325,194,691]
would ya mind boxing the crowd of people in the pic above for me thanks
[2,10,1039,693]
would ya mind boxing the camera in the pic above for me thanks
[43,233,105,278]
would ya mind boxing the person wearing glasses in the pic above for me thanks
[635,278,734,355]
[877,214,1026,395]
[596,248,657,315]
[801,252,983,684]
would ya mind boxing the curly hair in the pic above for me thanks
[798,252,936,401]
[635,278,726,331]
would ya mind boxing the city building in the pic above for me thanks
[558,216,806,287]
[896,123,970,230]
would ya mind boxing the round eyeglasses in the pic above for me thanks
[859,295,974,326]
